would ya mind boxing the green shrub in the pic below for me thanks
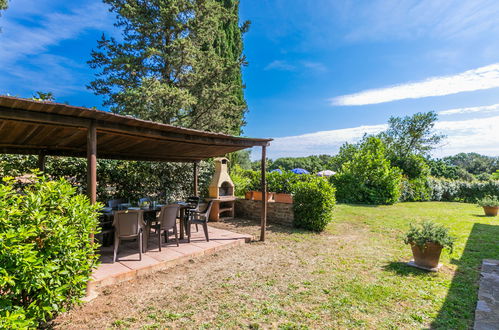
[293,177,336,232]
[0,175,101,327]
[477,195,499,207]
[267,171,314,194]
[404,220,455,252]
[427,177,499,203]
[333,137,402,205]
[400,177,431,202]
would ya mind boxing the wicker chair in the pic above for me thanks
[153,204,180,251]
[112,210,145,262]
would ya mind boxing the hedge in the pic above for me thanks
[0,175,101,327]
[293,177,336,232]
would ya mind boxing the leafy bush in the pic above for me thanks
[404,221,455,252]
[0,154,214,203]
[0,175,101,327]
[293,177,336,232]
[267,171,314,194]
[333,137,402,205]
[477,195,499,207]
[400,177,431,202]
[426,177,499,203]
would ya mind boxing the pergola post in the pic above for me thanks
[193,161,199,196]
[37,151,46,172]
[87,121,97,205]
[260,146,267,241]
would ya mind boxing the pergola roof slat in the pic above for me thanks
[0,96,272,162]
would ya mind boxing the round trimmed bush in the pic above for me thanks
[0,175,101,327]
[293,177,336,232]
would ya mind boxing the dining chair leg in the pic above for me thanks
[139,231,143,261]
[158,228,162,252]
[202,222,209,242]
[187,222,191,243]
[164,230,168,243]
[174,225,179,247]
[113,235,120,263]
[196,224,199,232]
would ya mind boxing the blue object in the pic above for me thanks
[270,169,283,174]
[291,168,310,174]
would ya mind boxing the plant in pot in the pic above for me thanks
[404,221,455,271]
[477,195,499,216]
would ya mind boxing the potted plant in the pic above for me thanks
[269,171,297,204]
[404,221,455,270]
[477,195,499,216]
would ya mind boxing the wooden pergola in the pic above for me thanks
[0,96,272,241]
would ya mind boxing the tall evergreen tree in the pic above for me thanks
[89,0,247,135]
[0,0,7,11]
[214,0,248,135]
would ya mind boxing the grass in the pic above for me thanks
[53,202,499,329]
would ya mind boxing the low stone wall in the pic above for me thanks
[235,199,294,226]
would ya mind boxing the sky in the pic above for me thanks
[1,0,499,160]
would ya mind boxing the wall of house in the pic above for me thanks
[235,199,294,226]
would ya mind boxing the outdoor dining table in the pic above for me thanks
[99,201,194,244]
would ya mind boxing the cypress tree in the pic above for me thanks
[88,0,247,135]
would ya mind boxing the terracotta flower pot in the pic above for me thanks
[274,193,293,204]
[245,191,254,200]
[251,191,274,201]
[410,242,443,269]
[483,206,499,216]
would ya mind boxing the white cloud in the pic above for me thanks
[438,103,499,116]
[265,60,295,71]
[0,0,114,96]
[330,63,499,106]
[263,116,499,160]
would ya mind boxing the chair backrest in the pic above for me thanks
[186,196,200,209]
[108,199,122,208]
[113,210,144,237]
[159,204,180,230]
[199,200,214,220]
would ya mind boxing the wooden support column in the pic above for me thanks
[87,121,97,205]
[260,146,267,241]
[193,161,199,196]
[37,151,46,172]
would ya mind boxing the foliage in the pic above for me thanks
[89,0,247,135]
[379,111,444,157]
[227,150,252,170]
[404,220,455,252]
[0,174,101,327]
[268,155,336,173]
[399,177,431,202]
[333,137,402,205]
[427,177,499,203]
[32,91,55,101]
[444,153,499,175]
[0,0,7,12]
[427,158,474,181]
[493,170,499,180]
[477,195,499,207]
[230,164,253,197]
[292,177,336,232]
[0,154,214,204]
[266,171,314,194]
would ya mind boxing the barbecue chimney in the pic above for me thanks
[208,157,234,199]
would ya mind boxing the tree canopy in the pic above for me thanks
[88,0,247,135]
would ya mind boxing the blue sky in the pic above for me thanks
[1,0,499,160]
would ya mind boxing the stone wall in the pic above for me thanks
[235,199,294,226]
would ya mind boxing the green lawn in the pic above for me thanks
[54,202,499,329]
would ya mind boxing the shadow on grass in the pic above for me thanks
[383,261,433,276]
[431,223,499,329]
